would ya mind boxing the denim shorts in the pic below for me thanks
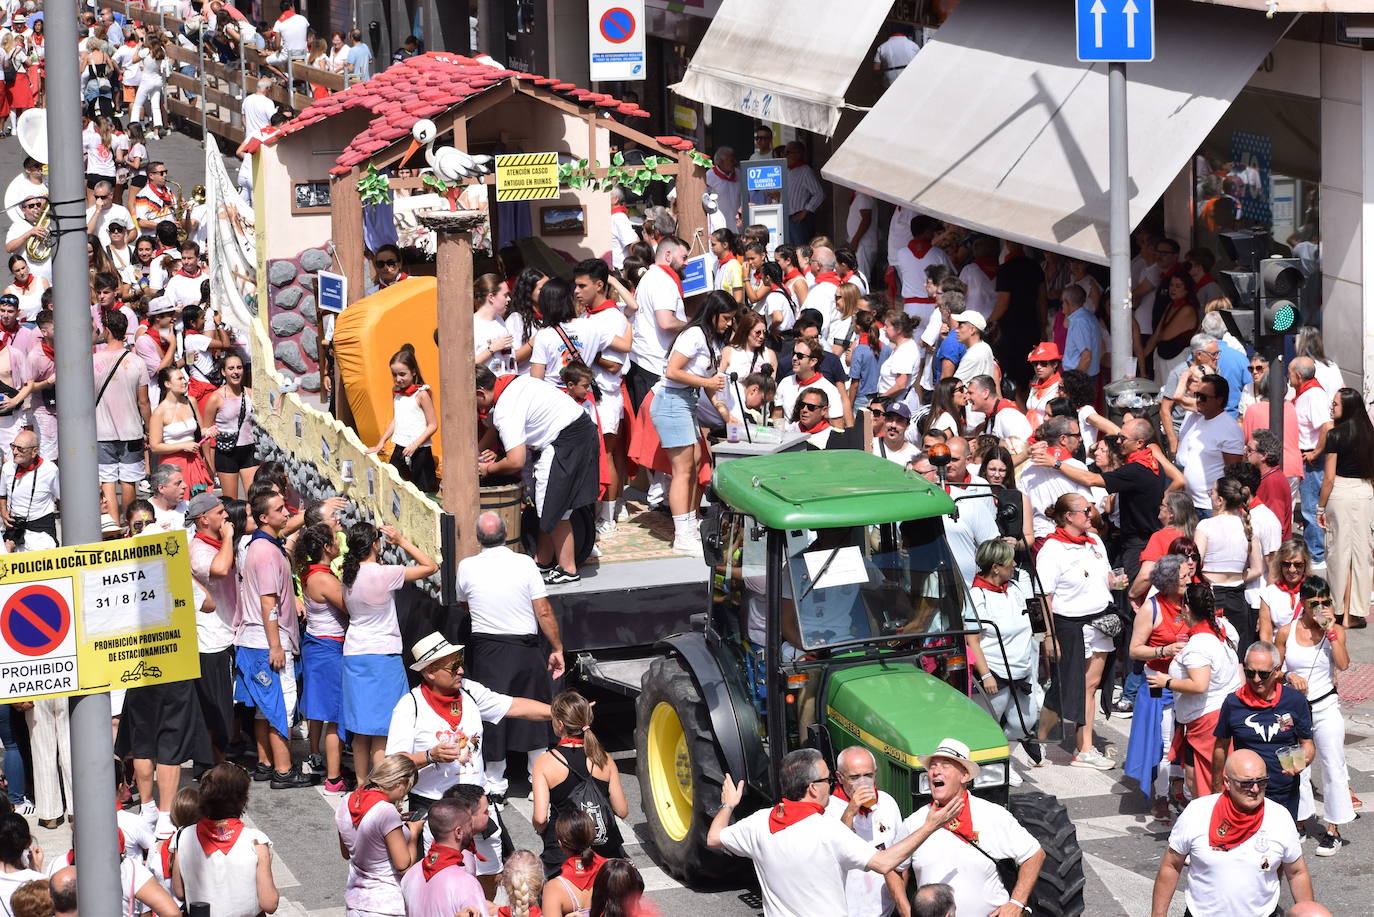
[650,385,700,449]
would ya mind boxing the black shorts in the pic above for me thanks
[86,174,116,190]
[115,680,213,765]
[214,442,258,473]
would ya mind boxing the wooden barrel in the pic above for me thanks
[479,482,525,551]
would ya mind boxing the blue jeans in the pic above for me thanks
[1301,459,1326,563]
[0,707,26,805]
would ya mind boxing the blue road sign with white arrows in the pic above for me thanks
[1076,0,1154,62]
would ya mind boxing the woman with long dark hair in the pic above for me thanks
[1195,476,1265,655]
[340,522,438,775]
[293,523,349,793]
[757,260,797,342]
[1317,387,1374,628]
[505,267,548,374]
[919,376,966,438]
[979,444,1033,545]
[650,291,735,554]
[774,244,809,306]
[542,810,604,917]
[1060,369,1119,454]
[845,308,890,416]
[529,277,605,391]
[1140,271,1199,381]
[589,859,648,917]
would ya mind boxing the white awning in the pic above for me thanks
[821,0,1293,264]
[1191,1,1366,10]
[669,0,891,137]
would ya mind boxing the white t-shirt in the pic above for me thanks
[456,546,546,636]
[1313,359,1342,396]
[630,265,686,376]
[1260,583,1302,633]
[1197,514,1249,574]
[609,210,637,269]
[490,375,584,451]
[872,34,920,83]
[0,868,47,914]
[661,326,719,389]
[824,791,903,917]
[582,304,631,393]
[342,563,407,655]
[172,826,274,917]
[164,270,207,308]
[1293,385,1331,451]
[763,289,797,334]
[530,316,612,389]
[873,437,918,467]
[875,339,918,398]
[385,681,513,798]
[335,797,407,914]
[1245,503,1281,607]
[242,92,278,139]
[472,315,511,372]
[0,457,59,520]
[958,263,997,319]
[184,331,216,384]
[899,796,1040,917]
[1019,461,1094,538]
[272,12,310,52]
[1168,795,1301,917]
[87,203,135,247]
[189,535,239,654]
[1169,631,1240,723]
[1036,534,1113,619]
[1175,412,1245,510]
[845,192,876,254]
[987,405,1033,443]
[953,340,996,383]
[776,373,843,423]
[805,281,839,339]
[717,809,875,917]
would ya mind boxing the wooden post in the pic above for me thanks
[674,161,708,255]
[416,210,484,562]
[330,172,365,426]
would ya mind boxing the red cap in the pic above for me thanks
[1027,342,1061,363]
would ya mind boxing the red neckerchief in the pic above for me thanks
[396,384,420,396]
[907,239,933,259]
[1208,792,1264,851]
[178,267,202,279]
[972,575,1006,594]
[1030,371,1061,394]
[711,165,736,182]
[12,457,42,482]
[1236,680,1282,710]
[1162,264,1182,282]
[158,837,172,879]
[277,9,297,22]
[147,183,173,206]
[946,791,976,843]
[40,340,54,361]
[1126,448,1159,473]
[831,784,872,816]
[837,268,854,283]
[795,372,823,387]
[420,843,465,881]
[0,328,13,351]
[560,853,608,890]
[1045,527,1092,547]
[1196,273,1218,289]
[586,297,617,314]
[767,798,825,834]
[12,274,33,292]
[347,787,390,827]
[812,270,842,286]
[718,252,738,267]
[1046,445,1073,462]
[783,268,803,283]
[141,322,168,352]
[610,205,628,216]
[974,257,998,280]
[1186,619,1219,640]
[657,263,685,299]
[557,737,585,748]
[1277,578,1303,597]
[195,818,244,856]
[801,418,831,434]
[1295,379,1323,400]
[304,563,332,583]
[194,532,222,550]
[478,374,519,420]
[420,683,463,728]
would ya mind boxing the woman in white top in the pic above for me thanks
[132,35,170,135]
[295,523,350,793]
[335,754,420,917]
[1259,538,1311,643]
[505,268,547,376]
[874,310,917,407]
[650,292,735,554]
[471,272,514,373]
[5,254,49,322]
[340,522,438,776]
[1061,369,1119,455]
[147,366,216,495]
[0,812,46,913]
[172,763,279,917]
[366,345,438,493]
[1144,583,1240,800]
[529,278,608,391]
[1276,576,1357,853]
[918,377,966,439]
[1194,476,1265,657]
[965,539,1039,787]
[328,30,351,74]
[827,281,862,358]
[757,261,797,340]
[712,310,775,427]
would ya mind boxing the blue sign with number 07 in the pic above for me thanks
[1076,0,1154,63]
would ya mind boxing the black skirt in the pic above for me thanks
[116,680,213,765]
[468,633,553,758]
[1045,614,1088,721]
[538,415,600,533]
[195,648,236,750]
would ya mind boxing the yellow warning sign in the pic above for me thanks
[495,152,560,201]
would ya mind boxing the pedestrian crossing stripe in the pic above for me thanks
[496,152,560,201]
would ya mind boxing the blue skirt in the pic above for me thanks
[1123,679,1174,798]
[341,653,407,736]
[300,632,344,724]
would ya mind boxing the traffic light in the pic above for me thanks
[1258,256,1304,341]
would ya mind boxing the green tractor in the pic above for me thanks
[631,451,1085,914]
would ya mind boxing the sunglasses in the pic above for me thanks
[1227,776,1269,790]
[1195,392,1213,401]
[376,259,399,267]
[151,170,168,175]
[1244,667,1274,680]
[1307,597,1333,608]
[811,774,837,788]
[799,402,825,411]
[1249,365,1265,373]
[1281,560,1305,569]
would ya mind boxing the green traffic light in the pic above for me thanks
[1271,304,1296,332]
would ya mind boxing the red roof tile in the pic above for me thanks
[271,52,651,171]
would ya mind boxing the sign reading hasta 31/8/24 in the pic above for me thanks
[0,530,199,701]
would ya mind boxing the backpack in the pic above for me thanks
[554,749,619,848]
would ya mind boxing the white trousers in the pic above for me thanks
[1297,694,1355,825]
[25,698,72,821]
[133,78,165,128]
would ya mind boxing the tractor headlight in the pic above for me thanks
[917,771,930,794]
[973,762,1007,788]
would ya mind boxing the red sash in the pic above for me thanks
[766,799,825,834]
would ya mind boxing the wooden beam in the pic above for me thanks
[675,162,709,258]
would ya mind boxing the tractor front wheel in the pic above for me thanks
[1009,791,1086,916]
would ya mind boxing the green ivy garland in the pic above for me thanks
[557,150,712,196]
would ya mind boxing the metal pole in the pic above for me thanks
[1108,61,1132,382]
[1268,343,1285,443]
[198,35,208,139]
[46,5,121,915]
[239,39,247,120]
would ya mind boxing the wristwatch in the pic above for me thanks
[1007,898,1030,914]
[1053,459,1063,470]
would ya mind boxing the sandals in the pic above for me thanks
[1352,792,1364,811]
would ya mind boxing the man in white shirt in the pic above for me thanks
[1019,416,1094,540]
[898,739,1043,917]
[163,241,206,308]
[1289,357,1332,564]
[265,0,309,73]
[952,311,997,383]
[783,141,824,245]
[1152,750,1312,917]
[573,259,633,531]
[85,180,134,247]
[457,511,564,798]
[186,492,238,762]
[148,464,187,533]
[894,214,952,329]
[705,146,743,232]
[5,195,51,281]
[607,185,637,269]
[241,79,279,138]
[872,25,920,87]
[957,236,999,320]
[966,374,1032,443]
[627,236,688,408]
[911,444,997,583]
[0,430,57,551]
[826,746,905,917]
[873,403,918,467]
[804,247,843,336]
[3,157,46,224]
[775,338,846,428]
[709,747,964,917]
[1175,373,1245,514]
[844,189,877,283]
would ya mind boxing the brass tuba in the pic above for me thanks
[167,178,191,241]
[191,184,207,205]
[24,201,52,263]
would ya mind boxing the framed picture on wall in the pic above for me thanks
[292,180,333,214]
[539,205,586,236]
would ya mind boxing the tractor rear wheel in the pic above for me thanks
[1008,791,1086,916]
[634,654,743,885]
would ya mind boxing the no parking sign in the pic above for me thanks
[589,1,645,81]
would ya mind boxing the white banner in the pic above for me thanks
[204,136,256,335]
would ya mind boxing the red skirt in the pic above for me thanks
[163,448,216,494]
[0,83,11,120]
[626,389,713,489]
[9,73,32,111]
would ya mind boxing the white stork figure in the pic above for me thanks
[404,119,492,182]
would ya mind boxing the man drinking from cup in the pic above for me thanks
[1211,640,1314,820]
[825,746,905,917]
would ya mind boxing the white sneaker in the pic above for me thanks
[13,798,33,816]
[1070,749,1116,771]
[141,803,158,827]
[671,536,703,556]
[595,519,618,536]
[154,812,174,841]
[616,504,630,523]
[1007,767,1024,787]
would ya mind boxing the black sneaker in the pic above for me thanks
[250,763,274,782]
[304,753,325,775]
[543,566,580,585]
[486,792,507,811]
[1315,830,1343,857]
[1111,698,1134,718]
[270,768,318,790]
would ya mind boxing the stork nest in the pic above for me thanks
[414,210,489,233]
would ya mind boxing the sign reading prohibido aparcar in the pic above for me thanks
[0,531,198,701]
